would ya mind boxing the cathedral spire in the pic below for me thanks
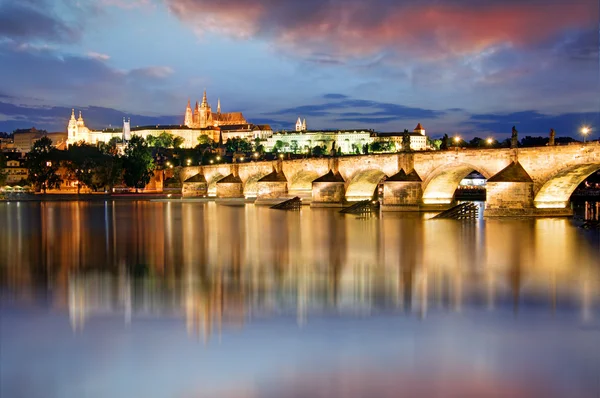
[187,99,191,109]
[78,111,83,121]
[217,98,221,114]
[201,90,208,107]
[70,109,76,121]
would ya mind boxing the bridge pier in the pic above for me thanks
[255,168,289,204]
[382,169,423,211]
[311,170,346,207]
[182,172,208,198]
[216,173,244,198]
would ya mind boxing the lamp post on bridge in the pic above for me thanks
[581,127,590,143]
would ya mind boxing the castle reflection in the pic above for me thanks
[1,201,599,341]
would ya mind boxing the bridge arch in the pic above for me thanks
[243,172,270,198]
[206,173,225,197]
[422,163,493,205]
[289,170,320,193]
[345,169,386,201]
[534,163,600,209]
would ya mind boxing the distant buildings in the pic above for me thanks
[13,128,67,153]
[66,91,273,147]
[264,120,429,153]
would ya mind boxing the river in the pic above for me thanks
[1,201,599,397]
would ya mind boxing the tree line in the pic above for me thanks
[26,136,155,193]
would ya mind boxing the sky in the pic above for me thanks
[0,0,598,139]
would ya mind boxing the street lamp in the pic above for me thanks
[581,126,590,143]
[486,138,493,145]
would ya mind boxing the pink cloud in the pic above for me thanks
[87,51,110,61]
[166,0,598,60]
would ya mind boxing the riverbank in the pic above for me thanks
[0,193,183,202]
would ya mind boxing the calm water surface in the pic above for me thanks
[1,201,599,398]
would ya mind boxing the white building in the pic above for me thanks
[264,121,429,154]
[66,109,272,148]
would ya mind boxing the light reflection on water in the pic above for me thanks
[1,201,599,398]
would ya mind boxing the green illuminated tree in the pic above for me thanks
[123,135,155,192]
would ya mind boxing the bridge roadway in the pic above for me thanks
[180,142,600,216]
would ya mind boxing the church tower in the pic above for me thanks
[199,90,211,128]
[193,101,200,126]
[414,123,426,136]
[123,117,131,141]
[217,98,221,114]
[302,118,307,131]
[296,117,302,132]
[184,99,193,127]
[68,109,78,142]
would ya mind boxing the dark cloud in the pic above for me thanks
[270,98,445,120]
[323,94,348,99]
[0,0,81,43]
[467,110,600,137]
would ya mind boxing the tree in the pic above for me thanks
[66,142,102,194]
[123,135,155,193]
[369,139,391,153]
[197,134,213,146]
[468,137,484,148]
[520,136,548,147]
[273,140,284,153]
[173,136,185,149]
[225,138,252,153]
[440,134,449,150]
[290,140,299,154]
[94,152,123,192]
[26,136,61,193]
[311,145,324,157]
[0,154,7,186]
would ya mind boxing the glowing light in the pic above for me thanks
[581,126,591,142]
[454,136,460,143]
[486,138,493,145]
[216,156,221,161]
[210,160,214,164]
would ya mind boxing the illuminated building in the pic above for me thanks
[66,91,273,147]
[264,121,429,154]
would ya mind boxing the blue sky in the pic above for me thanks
[0,0,598,139]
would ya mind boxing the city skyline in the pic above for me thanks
[0,0,598,138]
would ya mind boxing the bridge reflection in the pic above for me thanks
[0,201,599,341]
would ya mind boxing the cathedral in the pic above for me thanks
[184,91,247,128]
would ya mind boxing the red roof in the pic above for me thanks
[414,123,424,131]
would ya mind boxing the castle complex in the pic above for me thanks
[184,91,247,129]
[64,92,429,152]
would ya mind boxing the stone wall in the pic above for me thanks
[486,181,534,210]
[312,182,345,205]
[382,181,422,209]
[216,182,243,198]
[257,181,288,199]
[182,182,208,197]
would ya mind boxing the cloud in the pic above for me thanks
[467,110,600,137]
[0,0,81,43]
[270,98,445,120]
[166,0,598,61]
[87,52,111,61]
[129,66,175,79]
[323,94,348,99]
[0,101,180,132]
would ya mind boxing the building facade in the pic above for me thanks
[66,91,272,147]
[264,122,429,154]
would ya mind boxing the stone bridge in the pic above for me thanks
[180,142,600,216]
